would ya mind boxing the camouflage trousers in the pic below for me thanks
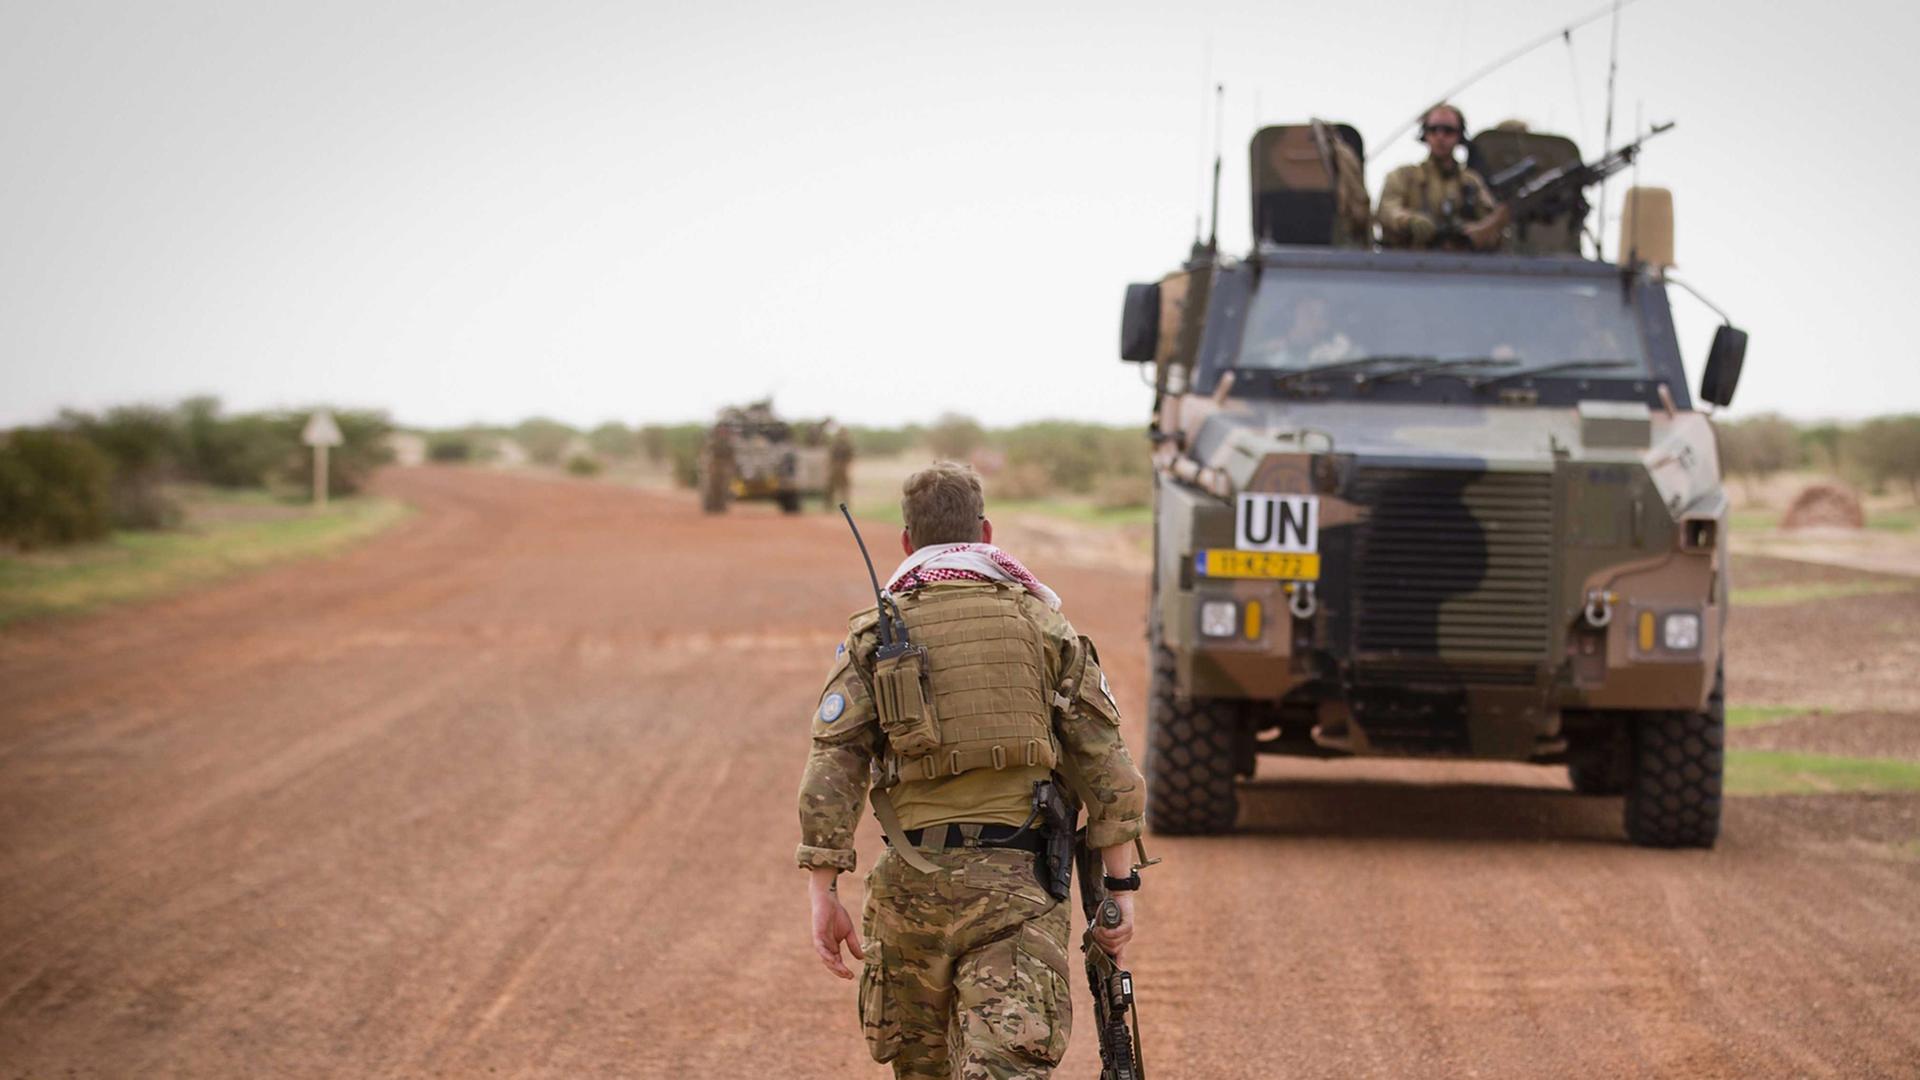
[859,845,1073,1080]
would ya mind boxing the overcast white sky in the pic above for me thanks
[2,0,1915,431]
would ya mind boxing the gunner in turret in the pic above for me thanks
[1377,103,1503,251]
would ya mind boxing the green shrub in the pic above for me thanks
[587,422,638,460]
[180,400,298,489]
[58,405,184,529]
[851,425,924,457]
[928,413,985,461]
[1716,414,1801,495]
[638,424,708,487]
[1850,415,1920,499]
[514,418,576,467]
[427,434,475,462]
[0,429,113,549]
[565,453,602,477]
[999,421,1149,495]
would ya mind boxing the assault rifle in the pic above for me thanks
[1073,823,1145,1080]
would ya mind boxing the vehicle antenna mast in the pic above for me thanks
[1193,41,1211,251]
[1208,82,1224,253]
[1375,0,1648,157]
[1597,0,1624,260]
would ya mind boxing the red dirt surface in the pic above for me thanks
[3,467,1917,1078]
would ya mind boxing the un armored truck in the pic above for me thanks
[1121,122,1747,848]
[698,401,830,514]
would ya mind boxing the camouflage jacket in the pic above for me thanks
[795,581,1146,873]
[1376,157,1496,247]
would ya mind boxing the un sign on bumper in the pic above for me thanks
[1236,493,1318,552]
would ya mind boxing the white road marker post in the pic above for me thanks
[302,410,344,509]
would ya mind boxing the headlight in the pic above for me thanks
[1200,600,1238,637]
[1662,612,1701,651]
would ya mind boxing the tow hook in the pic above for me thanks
[1289,581,1318,620]
[1583,589,1615,629]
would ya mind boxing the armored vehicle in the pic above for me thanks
[699,400,831,514]
[1120,122,1747,848]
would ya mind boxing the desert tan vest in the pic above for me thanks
[877,583,1058,784]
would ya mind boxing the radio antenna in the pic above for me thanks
[1207,82,1224,253]
[1596,0,1624,261]
[1376,0,1648,155]
[1193,41,1211,247]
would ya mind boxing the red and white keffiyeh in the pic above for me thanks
[885,543,1061,610]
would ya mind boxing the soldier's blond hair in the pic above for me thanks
[902,462,985,547]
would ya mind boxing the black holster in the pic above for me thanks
[1032,780,1075,902]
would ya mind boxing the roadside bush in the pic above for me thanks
[988,463,1054,501]
[928,413,985,461]
[58,405,184,529]
[514,418,577,467]
[1716,414,1801,497]
[180,400,299,489]
[427,433,475,462]
[587,422,638,460]
[999,421,1149,495]
[851,425,923,457]
[1849,415,1920,499]
[1091,471,1151,510]
[0,430,113,549]
[565,454,602,477]
[638,424,707,487]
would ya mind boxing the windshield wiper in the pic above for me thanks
[1355,355,1519,387]
[1265,354,1401,387]
[1469,358,1636,389]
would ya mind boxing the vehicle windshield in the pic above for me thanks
[1237,268,1650,378]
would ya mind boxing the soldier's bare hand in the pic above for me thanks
[809,886,865,980]
[1092,892,1135,966]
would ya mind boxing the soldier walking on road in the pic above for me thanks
[797,462,1148,1079]
[1378,103,1502,251]
[827,425,855,510]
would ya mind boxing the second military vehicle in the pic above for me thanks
[1121,121,1746,848]
[699,400,831,514]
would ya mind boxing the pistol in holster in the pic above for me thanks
[1032,779,1076,903]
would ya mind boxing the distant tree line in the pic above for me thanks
[1717,413,1920,499]
[1,398,391,550]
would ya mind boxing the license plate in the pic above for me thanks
[1196,550,1322,580]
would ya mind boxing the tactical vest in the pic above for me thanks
[1407,160,1485,221]
[874,584,1059,784]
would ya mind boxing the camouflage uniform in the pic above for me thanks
[797,580,1146,1080]
[827,429,855,508]
[1376,158,1497,249]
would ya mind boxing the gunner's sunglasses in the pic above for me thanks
[1423,124,1462,137]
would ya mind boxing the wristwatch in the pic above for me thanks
[1103,871,1141,893]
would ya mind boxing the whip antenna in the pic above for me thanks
[1376,0,1649,157]
[1208,82,1224,252]
[1597,0,1624,260]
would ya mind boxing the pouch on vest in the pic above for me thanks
[873,644,940,758]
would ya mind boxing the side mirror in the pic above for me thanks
[1699,325,1747,407]
[1120,283,1160,363]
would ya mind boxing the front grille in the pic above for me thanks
[1349,468,1555,669]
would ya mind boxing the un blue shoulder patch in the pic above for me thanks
[818,692,847,723]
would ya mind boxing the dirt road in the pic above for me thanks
[4,468,1917,1078]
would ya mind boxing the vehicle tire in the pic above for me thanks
[1145,643,1240,835]
[1566,725,1629,795]
[777,492,802,514]
[1624,661,1724,848]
